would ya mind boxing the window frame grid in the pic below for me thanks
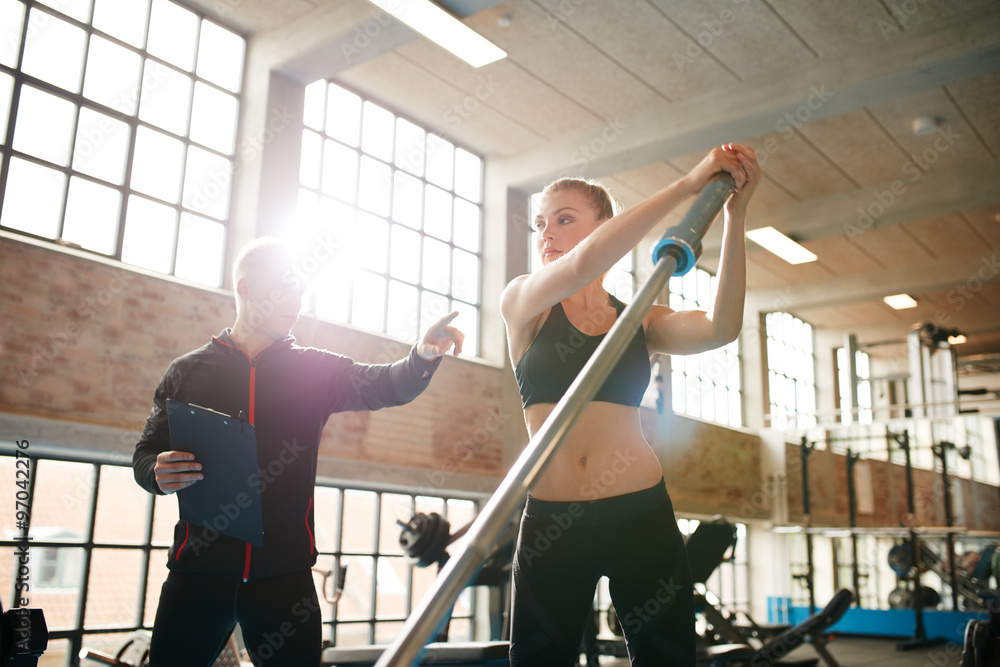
[764,312,817,430]
[297,80,485,355]
[0,446,484,664]
[667,267,743,427]
[0,0,246,288]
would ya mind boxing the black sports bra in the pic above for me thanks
[514,295,650,408]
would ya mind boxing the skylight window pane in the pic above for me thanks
[420,290,449,336]
[389,225,420,284]
[175,213,225,286]
[352,271,385,331]
[37,0,91,22]
[422,185,450,240]
[395,118,425,176]
[453,148,481,203]
[182,145,232,220]
[358,156,390,216]
[425,134,453,189]
[131,126,184,203]
[422,238,450,295]
[138,61,192,136]
[387,281,418,342]
[21,9,87,93]
[62,177,121,254]
[452,197,479,252]
[83,35,143,114]
[189,82,238,154]
[326,83,362,147]
[322,140,358,203]
[298,130,322,190]
[1,158,65,237]
[452,248,478,304]
[13,85,75,166]
[0,1,26,68]
[147,0,198,71]
[121,195,177,273]
[391,170,422,230]
[451,299,478,357]
[355,212,388,273]
[314,259,351,322]
[361,101,394,163]
[303,80,325,131]
[72,107,130,185]
[0,72,13,141]
[92,0,150,48]
[196,20,244,93]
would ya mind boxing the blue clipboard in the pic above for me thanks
[166,399,264,547]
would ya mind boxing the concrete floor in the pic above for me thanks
[595,635,967,665]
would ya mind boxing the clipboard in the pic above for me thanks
[166,399,264,547]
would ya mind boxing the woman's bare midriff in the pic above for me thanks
[524,401,663,501]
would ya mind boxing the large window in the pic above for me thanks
[836,346,872,425]
[668,267,743,427]
[295,81,484,356]
[0,0,245,287]
[0,449,483,664]
[765,312,816,429]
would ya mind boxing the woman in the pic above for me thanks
[500,144,761,666]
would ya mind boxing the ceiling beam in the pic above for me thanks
[263,0,507,84]
[700,167,1000,259]
[748,250,1000,312]
[495,5,1000,192]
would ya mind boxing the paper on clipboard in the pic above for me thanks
[166,399,264,547]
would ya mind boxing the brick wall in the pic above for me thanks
[0,238,506,486]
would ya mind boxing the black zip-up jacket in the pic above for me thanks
[133,329,441,582]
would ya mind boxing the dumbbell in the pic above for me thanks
[397,512,452,568]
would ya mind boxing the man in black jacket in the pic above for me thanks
[133,237,463,666]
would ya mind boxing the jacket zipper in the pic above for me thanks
[212,336,260,581]
[242,356,258,582]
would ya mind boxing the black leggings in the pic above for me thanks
[509,480,695,667]
[149,569,322,667]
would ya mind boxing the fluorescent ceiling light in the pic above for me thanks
[746,227,817,265]
[948,334,967,345]
[366,0,507,68]
[772,525,803,533]
[883,293,917,309]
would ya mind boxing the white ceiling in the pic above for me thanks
[189,0,1000,370]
